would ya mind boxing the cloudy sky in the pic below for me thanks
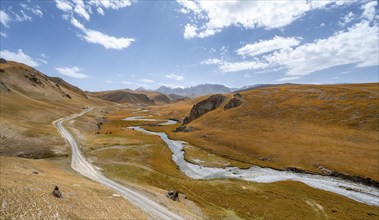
[0,0,378,91]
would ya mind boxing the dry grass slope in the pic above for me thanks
[0,156,147,219]
[148,83,379,182]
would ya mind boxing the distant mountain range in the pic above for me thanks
[155,84,231,97]
[149,83,296,97]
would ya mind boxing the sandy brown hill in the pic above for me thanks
[149,83,379,182]
[134,90,173,104]
[91,89,174,105]
[0,60,108,158]
[149,93,172,104]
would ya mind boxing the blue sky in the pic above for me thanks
[0,0,378,91]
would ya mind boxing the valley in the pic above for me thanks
[1,61,378,219]
[2,1,379,219]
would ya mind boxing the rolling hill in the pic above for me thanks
[148,83,379,183]
[90,89,177,105]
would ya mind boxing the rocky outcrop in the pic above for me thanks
[28,74,43,86]
[0,58,7,64]
[224,93,243,110]
[183,94,226,124]
[166,189,179,201]
[173,125,195,132]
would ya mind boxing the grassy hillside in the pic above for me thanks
[0,61,108,158]
[147,83,379,182]
[70,103,379,219]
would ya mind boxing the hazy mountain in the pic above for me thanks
[156,84,231,97]
[135,87,147,91]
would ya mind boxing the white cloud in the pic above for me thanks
[177,0,355,38]
[0,49,39,67]
[89,0,134,10]
[122,81,132,85]
[236,36,301,57]
[184,24,197,39]
[74,0,91,21]
[71,17,135,50]
[201,58,222,65]
[55,66,89,78]
[339,11,355,26]
[204,21,378,75]
[97,7,104,15]
[36,58,48,64]
[268,21,379,76]
[277,76,301,81]
[62,14,70,20]
[141,79,154,83]
[361,1,378,20]
[55,0,134,21]
[71,17,85,29]
[165,73,184,81]
[55,0,73,12]
[219,61,270,73]
[20,3,43,17]
[15,10,32,22]
[0,32,7,37]
[201,58,270,72]
[41,53,49,59]
[0,10,11,27]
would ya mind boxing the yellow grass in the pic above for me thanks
[146,83,379,182]
[68,105,379,219]
[0,156,147,219]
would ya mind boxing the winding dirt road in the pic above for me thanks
[54,108,183,219]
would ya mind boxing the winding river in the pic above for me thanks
[124,116,379,207]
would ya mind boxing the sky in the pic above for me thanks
[0,0,378,91]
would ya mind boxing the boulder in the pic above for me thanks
[52,186,62,198]
[0,58,6,64]
[166,189,179,201]
[224,97,242,110]
[183,94,226,124]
